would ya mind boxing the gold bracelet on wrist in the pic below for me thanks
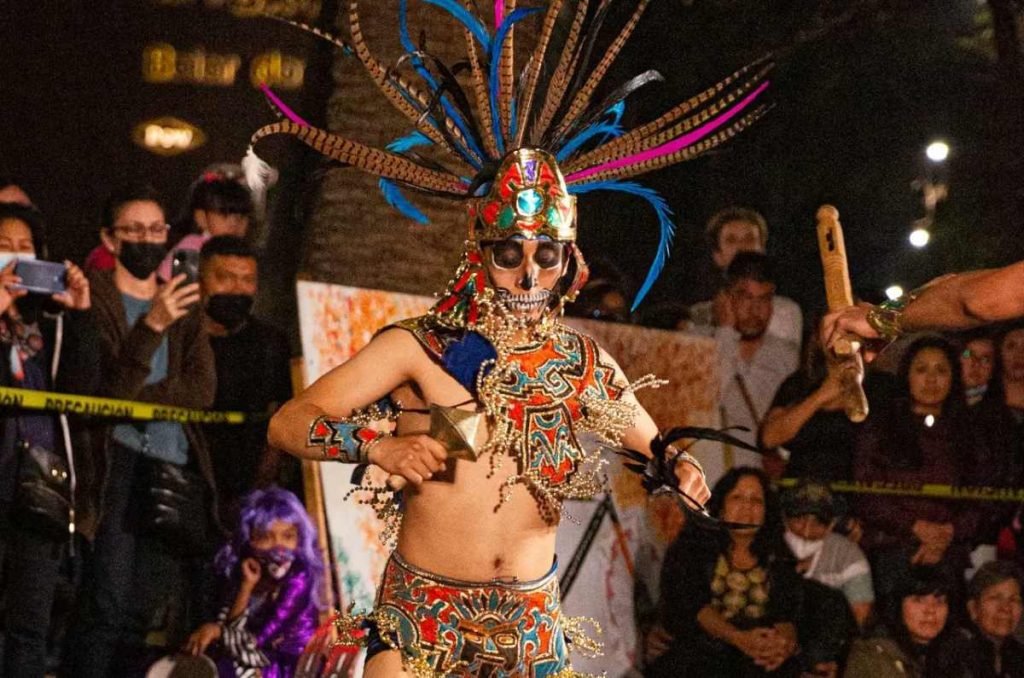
[866,306,904,341]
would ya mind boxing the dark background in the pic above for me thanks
[2,1,1022,334]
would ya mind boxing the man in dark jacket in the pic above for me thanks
[64,184,218,677]
[198,236,294,523]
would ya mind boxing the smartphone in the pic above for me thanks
[171,249,200,286]
[13,259,67,295]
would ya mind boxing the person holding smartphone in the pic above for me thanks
[64,184,219,677]
[157,173,253,282]
[0,202,98,677]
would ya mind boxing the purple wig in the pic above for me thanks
[214,486,326,609]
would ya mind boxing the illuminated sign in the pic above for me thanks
[143,43,241,86]
[143,43,305,89]
[150,0,321,20]
[250,50,305,90]
[132,117,207,156]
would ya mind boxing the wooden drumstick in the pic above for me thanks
[816,205,869,423]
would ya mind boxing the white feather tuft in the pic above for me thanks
[242,146,279,220]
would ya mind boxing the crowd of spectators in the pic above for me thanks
[0,175,300,677]
[618,206,1024,676]
[3,173,1024,678]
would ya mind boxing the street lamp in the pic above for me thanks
[909,228,931,248]
[926,140,950,163]
[885,285,904,301]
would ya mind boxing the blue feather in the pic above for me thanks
[557,103,626,161]
[487,6,544,153]
[569,180,676,310]
[377,132,434,224]
[422,0,492,50]
[386,130,433,153]
[399,0,485,167]
[379,179,430,224]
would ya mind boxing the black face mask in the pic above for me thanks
[205,294,253,331]
[118,242,166,280]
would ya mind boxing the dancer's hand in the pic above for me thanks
[821,303,878,349]
[183,622,222,656]
[368,434,448,488]
[675,457,711,510]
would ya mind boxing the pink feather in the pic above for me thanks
[566,81,770,184]
[495,0,505,27]
[259,84,310,127]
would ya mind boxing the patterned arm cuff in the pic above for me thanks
[308,416,386,463]
[307,398,398,463]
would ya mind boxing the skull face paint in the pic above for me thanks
[483,239,566,320]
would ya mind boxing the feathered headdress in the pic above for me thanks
[250,1,771,309]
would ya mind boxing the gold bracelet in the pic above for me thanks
[866,289,919,341]
[866,306,903,341]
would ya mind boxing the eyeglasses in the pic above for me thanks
[485,240,565,270]
[113,222,170,240]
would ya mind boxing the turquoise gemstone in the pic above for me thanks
[516,189,543,216]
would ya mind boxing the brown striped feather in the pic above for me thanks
[568,107,767,184]
[462,1,499,157]
[566,61,770,170]
[512,0,565,148]
[251,121,468,194]
[346,1,473,162]
[498,0,516,141]
[530,0,589,144]
[556,0,650,138]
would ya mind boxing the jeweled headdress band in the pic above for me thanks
[249,2,772,308]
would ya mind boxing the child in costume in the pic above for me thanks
[183,487,322,678]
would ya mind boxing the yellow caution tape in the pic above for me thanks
[779,477,1024,503]
[0,386,258,424]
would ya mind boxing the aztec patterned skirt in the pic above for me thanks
[364,552,599,677]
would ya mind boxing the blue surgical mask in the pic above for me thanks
[0,251,35,271]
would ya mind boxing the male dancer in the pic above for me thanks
[256,3,771,674]
[268,151,709,676]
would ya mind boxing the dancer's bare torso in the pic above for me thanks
[270,326,660,583]
[389,326,660,582]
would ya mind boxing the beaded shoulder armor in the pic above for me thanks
[391,315,642,522]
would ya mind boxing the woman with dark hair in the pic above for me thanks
[157,173,253,281]
[0,203,98,676]
[647,467,802,677]
[760,315,872,482]
[845,566,952,677]
[853,335,984,602]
